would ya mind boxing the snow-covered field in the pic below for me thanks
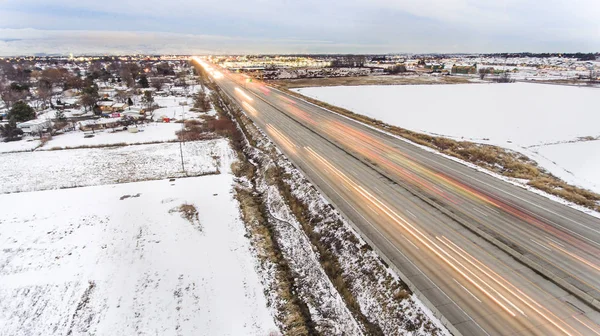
[0,138,41,153]
[152,91,215,121]
[0,175,277,336]
[294,83,600,193]
[0,139,233,194]
[42,123,181,149]
[533,140,600,193]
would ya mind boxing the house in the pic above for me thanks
[451,65,477,75]
[63,89,79,98]
[98,89,116,99]
[17,119,52,134]
[97,101,115,112]
[112,103,127,112]
[122,110,145,119]
[78,117,123,131]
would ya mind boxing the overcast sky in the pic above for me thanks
[0,0,599,55]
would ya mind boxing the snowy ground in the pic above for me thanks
[294,83,600,193]
[0,175,277,336]
[532,140,600,193]
[0,138,41,153]
[152,91,216,121]
[42,123,181,149]
[0,139,233,194]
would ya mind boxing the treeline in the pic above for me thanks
[472,52,598,61]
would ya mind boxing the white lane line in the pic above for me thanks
[293,151,491,336]
[404,236,420,250]
[406,210,417,219]
[530,239,551,251]
[453,278,482,303]
[366,204,379,214]
[287,87,600,241]
[546,236,565,247]
[484,206,500,214]
[472,207,489,217]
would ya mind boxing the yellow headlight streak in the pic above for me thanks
[304,145,579,335]
[234,87,253,101]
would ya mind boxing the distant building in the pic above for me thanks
[452,65,477,75]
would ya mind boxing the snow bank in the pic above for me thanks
[0,175,277,336]
[42,123,180,149]
[0,139,234,194]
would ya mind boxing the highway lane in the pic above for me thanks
[194,59,600,335]
[255,80,600,299]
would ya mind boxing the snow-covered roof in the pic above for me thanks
[17,119,51,127]
[96,117,122,125]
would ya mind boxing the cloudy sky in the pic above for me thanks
[0,0,598,55]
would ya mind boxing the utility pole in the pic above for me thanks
[178,101,187,175]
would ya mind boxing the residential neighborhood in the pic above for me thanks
[0,56,209,150]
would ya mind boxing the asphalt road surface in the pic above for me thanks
[195,59,600,336]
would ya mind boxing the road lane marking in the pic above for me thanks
[453,278,482,303]
[406,210,417,219]
[572,315,600,336]
[549,242,600,273]
[366,204,379,214]
[307,146,520,317]
[440,236,578,335]
[286,86,600,245]
[300,146,492,334]
[484,205,500,214]
[546,236,565,247]
[472,207,489,217]
[403,236,419,250]
[530,239,551,251]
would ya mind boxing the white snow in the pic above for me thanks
[0,175,277,336]
[0,138,41,153]
[0,139,233,194]
[151,96,211,121]
[294,83,600,193]
[42,123,181,149]
[532,140,600,193]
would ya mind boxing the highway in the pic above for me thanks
[193,59,600,336]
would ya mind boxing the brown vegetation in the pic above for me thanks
[212,78,439,334]
[281,88,600,211]
[272,165,385,335]
[207,82,315,334]
[269,74,472,89]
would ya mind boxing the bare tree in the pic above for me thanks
[150,77,167,91]
[0,82,26,109]
[141,91,155,110]
[115,90,130,103]
[37,85,53,109]
[193,91,211,112]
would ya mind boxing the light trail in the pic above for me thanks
[241,101,258,115]
[549,242,600,273]
[266,124,297,153]
[572,316,600,336]
[234,87,253,101]
[440,236,579,336]
[305,146,518,317]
